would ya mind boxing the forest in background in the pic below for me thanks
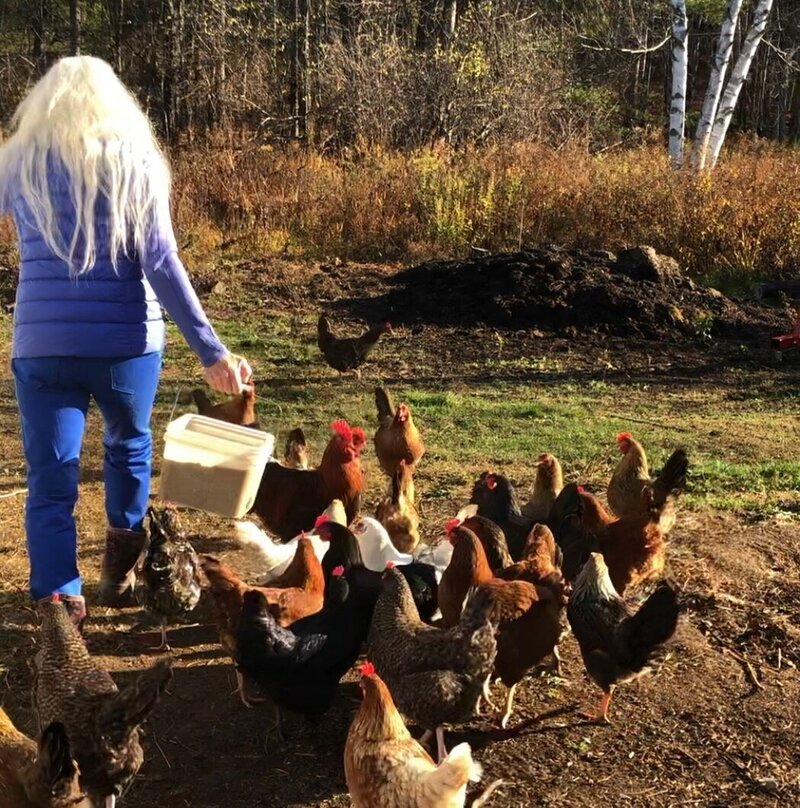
[0,0,798,284]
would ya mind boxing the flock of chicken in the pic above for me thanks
[0,380,690,808]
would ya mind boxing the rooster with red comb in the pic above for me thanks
[251,419,366,541]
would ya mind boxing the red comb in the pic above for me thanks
[331,419,353,443]
[486,474,497,490]
[332,565,345,577]
[314,514,330,530]
[445,517,461,533]
[360,661,376,677]
[51,593,60,602]
[577,485,585,494]
[616,432,633,442]
[385,561,395,569]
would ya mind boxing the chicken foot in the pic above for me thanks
[578,689,613,724]
[148,624,171,653]
[233,669,266,708]
[472,779,506,808]
[435,726,448,763]
[551,645,564,678]
[263,706,286,752]
[499,683,518,729]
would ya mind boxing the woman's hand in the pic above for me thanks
[204,353,253,395]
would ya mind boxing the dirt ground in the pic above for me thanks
[0,255,799,807]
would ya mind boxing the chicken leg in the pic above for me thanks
[579,689,613,724]
[233,669,266,708]
[149,623,171,653]
[499,683,518,729]
[482,674,497,711]
[104,796,116,808]
[435,726,448,763]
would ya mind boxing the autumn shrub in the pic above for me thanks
[0,140,797,289]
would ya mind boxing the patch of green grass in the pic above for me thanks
[153,310,800,520]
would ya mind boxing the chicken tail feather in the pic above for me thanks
[374,386,395,421]
[651,448,689,510]
[621,585,680,671]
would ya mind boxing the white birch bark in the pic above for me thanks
[669,0,689,166]
[707,0,775,168]
[693,0,745,169]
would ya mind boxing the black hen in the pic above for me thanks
[316,520,438,623]
[317,315,392,378]
[235,568,372,733]
[138,504,202,651]
[469,471,535,561]
[546,483,594,582]
[567,552,680,723]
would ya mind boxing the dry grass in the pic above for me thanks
[0,140,796,290]
[161,140,800,288]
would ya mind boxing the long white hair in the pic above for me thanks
[0,55,170,274]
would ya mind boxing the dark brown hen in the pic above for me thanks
[317,315,391,377]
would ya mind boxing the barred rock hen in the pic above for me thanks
[345,664,493,808]
[607,434,688,533]
[0,708,89,808]
[521,453,563,522]
[317,315,392,378]
[138,504,201,652]
[34,600,171,808]
[567,553,680,723]
[367,568,497,762]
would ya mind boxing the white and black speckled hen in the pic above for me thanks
[138,504,202,652]
[34,599,172,808]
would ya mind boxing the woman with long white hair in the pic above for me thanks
[0,56,252,628]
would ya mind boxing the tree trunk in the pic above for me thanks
[69,0,81,55]
[693,0,744,169]
[668,0,688,166]
[415,0,438,52]
[707,0,775,168]
[442,0,456,47]
[31,0,48,68]
[291,0,309,140]
[104,0,125,73]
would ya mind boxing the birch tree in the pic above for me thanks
[668,0,688,166]
[692,0,744,170]
[706,0,775,168]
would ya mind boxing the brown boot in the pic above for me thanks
[97,527,147,607]
[36,594,87,634]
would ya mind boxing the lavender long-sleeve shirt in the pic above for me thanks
[4,160,227,367]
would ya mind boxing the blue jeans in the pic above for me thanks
[12,353,162,599]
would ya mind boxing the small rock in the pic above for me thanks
[211,281,226,295]
[707,287,724,299]
[759,778,779,795]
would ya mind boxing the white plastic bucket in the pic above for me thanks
[158,413,275,518]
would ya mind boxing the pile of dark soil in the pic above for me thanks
[381,245,789,341]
